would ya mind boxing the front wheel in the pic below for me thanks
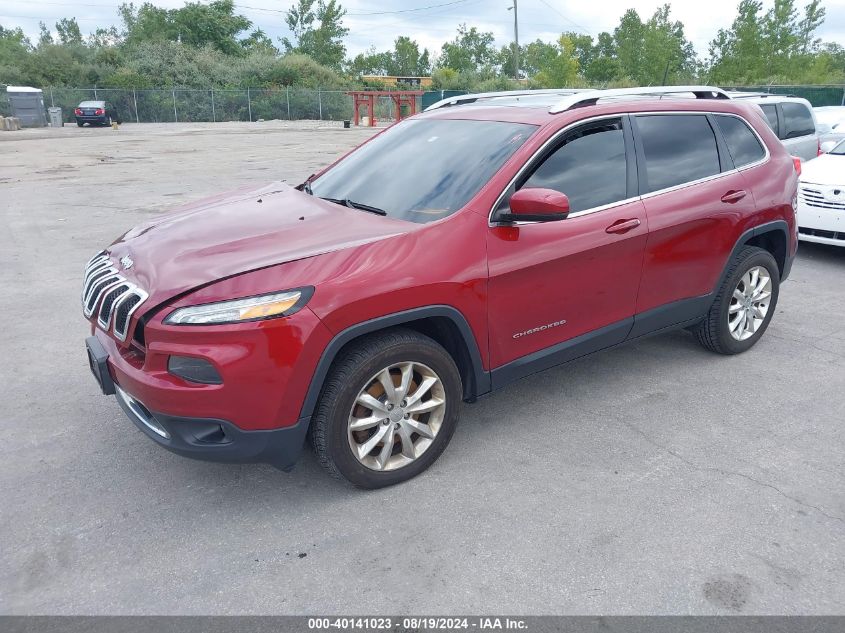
[695,246,780,354]
[310,328,462,488]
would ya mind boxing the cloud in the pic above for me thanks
[2,0,844,60]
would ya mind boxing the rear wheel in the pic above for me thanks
[310,328,462,488]
[76,121,84,127]
[695,246,780,354]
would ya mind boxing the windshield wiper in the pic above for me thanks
[319,197,387,216]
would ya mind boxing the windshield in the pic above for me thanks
[815,109,845,129]
[310,118,536,223]
[830,139,845,155]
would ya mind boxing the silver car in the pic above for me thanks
[727,92,820,161]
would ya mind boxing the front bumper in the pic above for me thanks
[86,335,310,469]
[797,198,845,246]
[114,383,310,470]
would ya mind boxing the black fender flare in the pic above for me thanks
[714,220,792,295]
[299,305,491,420]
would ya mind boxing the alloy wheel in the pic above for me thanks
[728,265,772,341]
[347,361,446,471]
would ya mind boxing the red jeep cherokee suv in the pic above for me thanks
[83,86,798,488]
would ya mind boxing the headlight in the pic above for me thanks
[164,288,311,325]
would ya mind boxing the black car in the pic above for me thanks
[74,100,121,126]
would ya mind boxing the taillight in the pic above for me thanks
[792,156,802,176]
[74,108,82,115]
[818,138,823,156]
[95,108,104,115]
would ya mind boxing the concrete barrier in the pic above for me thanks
[2,117,22,131]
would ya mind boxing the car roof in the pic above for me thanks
[417,94,767,127]
[727,91,811,105]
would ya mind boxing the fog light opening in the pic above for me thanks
[167,356,222,385]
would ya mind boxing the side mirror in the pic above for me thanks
[498,188,570,223]
[820,140,837,154]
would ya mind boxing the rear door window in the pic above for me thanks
[714,115,766,168]
[781,102,815,138]
[761,105,779,135]
[635,115,721,193]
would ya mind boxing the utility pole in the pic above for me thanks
[508,0,520,80]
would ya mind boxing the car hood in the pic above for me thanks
[107,181,411,306]
[801,153,845,186]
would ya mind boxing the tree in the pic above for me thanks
[390,36,430,76]
[37,22,54,47]
[119,1,251,55]
[56,18,83,45]
[796,0,825,54]
[282,0,349,70]
[611,4,696,85]
[707,0,830,83]
[613,9,645,82]
[707,0,765,83]
[583,32,621,83]
[533,35,579,87]
[0,25,32,84]
[349,46,392,75]
[439,24,497,73]
[241,28,279,55]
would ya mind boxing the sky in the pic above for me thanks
[1,0,844,61]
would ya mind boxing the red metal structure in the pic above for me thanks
[346,90,425,126]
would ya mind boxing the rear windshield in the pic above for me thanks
[782,103,815,138]
[78,101,104,107]
[310,118,536,223]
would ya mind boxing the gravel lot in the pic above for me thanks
[1,122,843,615]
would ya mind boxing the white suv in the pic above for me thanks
[728,93,820,162]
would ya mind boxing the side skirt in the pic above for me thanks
[489,294,712,391]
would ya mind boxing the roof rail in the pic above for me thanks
[425,88,588,111]
[548,86,730,114]
[727,91,797,99]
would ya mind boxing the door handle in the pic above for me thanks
[720,190,747,204]
[605,218,641,234]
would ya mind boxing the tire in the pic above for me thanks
[77,121,84,127]
[310,327,462,488]
[695,246,780,355]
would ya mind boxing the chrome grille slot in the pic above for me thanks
[113,288,149,341]
[83,266,114,301]
[82,251,149,341]
[84,275,122,316]
[799,186,845,211]
[98,284,131,329]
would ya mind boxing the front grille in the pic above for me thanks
[799,227,845,241]
[799,186,845,211]
[82,251,149,341]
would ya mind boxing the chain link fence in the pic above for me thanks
[3,85,843,124]
[34,87,429,124]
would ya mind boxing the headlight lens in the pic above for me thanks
[164,289,308,325]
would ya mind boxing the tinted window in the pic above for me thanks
[781,102,815,139]
[311,119,535,223]
[715,115,766,167]
[637,115,721,193]
[761,105,779,134]
[518,119,627,212]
